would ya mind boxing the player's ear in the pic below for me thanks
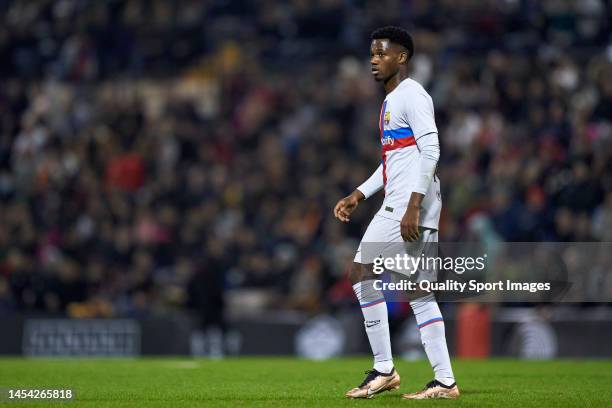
[398,51,408,64]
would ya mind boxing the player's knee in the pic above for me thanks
[348,262,377,285]
[348,263,363,285]
[406,288,433,302]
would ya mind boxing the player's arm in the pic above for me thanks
[334,164,383,223]
[403,132,439,240]
[357,163,384,199]
[401,92,439,241]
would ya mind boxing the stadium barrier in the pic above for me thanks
[1,309,611,358]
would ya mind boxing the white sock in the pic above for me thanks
[353,280,393,374]
[410,293,455,386]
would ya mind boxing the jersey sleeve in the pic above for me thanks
[356,164,383,199]
[403,89,440,195]
[403,90,438,140]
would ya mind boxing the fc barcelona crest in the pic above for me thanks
[384,111,390,126]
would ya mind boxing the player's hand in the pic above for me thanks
[333,190,364,223]
[401,205,420,242]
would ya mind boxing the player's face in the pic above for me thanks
[370,39,402,82]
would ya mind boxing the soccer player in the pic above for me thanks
[333,26,459,399]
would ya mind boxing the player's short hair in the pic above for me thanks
[371,26,414,59]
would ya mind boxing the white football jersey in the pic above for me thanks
[376,78,441,230]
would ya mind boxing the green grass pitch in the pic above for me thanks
[1,358,611,407]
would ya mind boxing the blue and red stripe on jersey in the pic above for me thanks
[380,101,388,187]
[381,127,416,152]
[379,100,416,187]
[379,101,387,138]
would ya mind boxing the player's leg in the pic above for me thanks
[401,292,459,399]
[350,262,393,374]
[345,262,400,398]
[402,229,459,400]
[345,215,400,399]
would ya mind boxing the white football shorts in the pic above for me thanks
[353,214,439,281]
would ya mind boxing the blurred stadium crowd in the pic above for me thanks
[0,0,611,319]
